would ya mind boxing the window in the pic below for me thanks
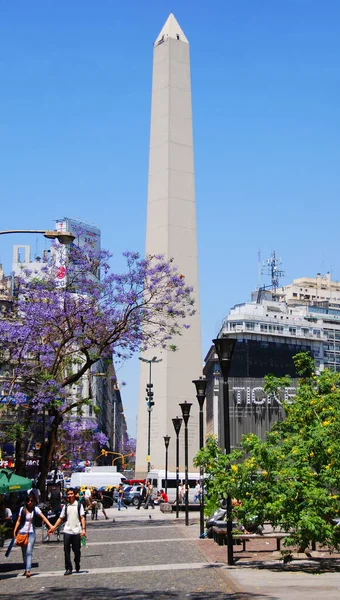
[289,327,296,335]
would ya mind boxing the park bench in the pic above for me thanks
[211,522,289,551]
[212,526,248,549]
[159,502,200,513]
[234,532,289,551]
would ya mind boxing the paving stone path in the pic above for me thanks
[0,508,241,600]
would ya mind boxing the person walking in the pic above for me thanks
[27,483,41,505]
[135,483,147,509]
[117,484,128,510]
[49,487,86,575]
[178,482,184,504]
[193,480,201,504]
[84,486,92,513]
[144,481,155,509]
[48,484,63,518]
[13,495,54,578]
[91,488,109,520]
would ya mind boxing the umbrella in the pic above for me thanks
[0,468,32,494]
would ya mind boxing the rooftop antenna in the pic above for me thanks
[262,251,285,296]
[257,249,261,289]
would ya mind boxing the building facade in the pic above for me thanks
[205,273,340,451]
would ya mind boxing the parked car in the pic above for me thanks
[122,485,143,506]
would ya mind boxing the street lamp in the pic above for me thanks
[179,401,192,527]
[172,416,182,519]
[139,356,162,473]
[163,435,171,495]
[0,229,75,245]
[193,377,208,537]
[213,336,236,566]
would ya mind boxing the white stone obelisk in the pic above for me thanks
[135,14,202,476]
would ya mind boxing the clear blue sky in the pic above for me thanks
[1,1,339,437]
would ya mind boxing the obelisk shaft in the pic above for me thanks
[135,15,202,476]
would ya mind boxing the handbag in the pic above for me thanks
[16,533,28,546]
[16,505,34,546]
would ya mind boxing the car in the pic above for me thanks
[122,485,143,506]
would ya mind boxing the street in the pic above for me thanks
[0,506,240,600]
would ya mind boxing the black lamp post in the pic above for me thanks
[179,401,192,527]
[213,337,236,566]
[172,416,182,519]
[139,356,162,473]
[163,435,171,495]
[192,377,208,537]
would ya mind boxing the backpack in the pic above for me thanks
[64,501,82,522]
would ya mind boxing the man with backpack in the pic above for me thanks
[49,487,86,575]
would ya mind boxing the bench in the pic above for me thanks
[212,527,248,550]
[233,532,289,551]
[170,503,200,512]
[211,522,289,551]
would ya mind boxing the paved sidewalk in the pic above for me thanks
[2,506,340,599]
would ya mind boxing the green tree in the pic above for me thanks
[194,353,340,551]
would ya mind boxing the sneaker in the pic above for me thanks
[64,570,73,576]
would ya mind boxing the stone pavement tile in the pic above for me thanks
[0,566,241,600]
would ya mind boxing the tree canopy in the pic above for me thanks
[194,353,340,551]
[0,232,196,486]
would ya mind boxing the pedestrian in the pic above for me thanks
[28,482,41,505]
[135,483,147,509]
[178,481,184,504]
[182,482,189,504]
[117,484,128,510]
[144,481,155,509]
[0,501,13,527]
[84,486,92,512]
[193,480,201,504]
[13,494,54,578]
[49,487,86,575]
[91,488,109,520]
[48,484,63,517]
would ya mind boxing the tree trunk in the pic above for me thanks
[15,426,26,477]
[37,413,62,499]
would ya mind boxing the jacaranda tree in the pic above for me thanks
[194,353,340,552]
[0,234,195,490]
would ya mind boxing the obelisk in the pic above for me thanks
[135,14,202,476]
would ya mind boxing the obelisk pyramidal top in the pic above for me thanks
[135,14,202,476]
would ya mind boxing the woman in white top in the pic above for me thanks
[13,495,53,577]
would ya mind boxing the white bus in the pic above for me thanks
[146,470,199,503]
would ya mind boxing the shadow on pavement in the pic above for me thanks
[0,586,274,600]
[87,519,181,528]
[235,557,340,573]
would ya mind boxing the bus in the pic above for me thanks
[146,470,199,503]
